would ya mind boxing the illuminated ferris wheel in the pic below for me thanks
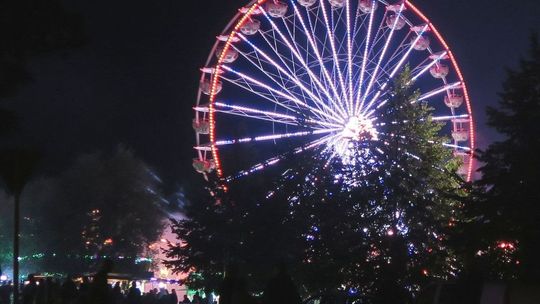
[193,0,475,184]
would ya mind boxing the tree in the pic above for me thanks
[166,70,468,302]
[164,170,300,293]
[0,146,167,275]
[43,146,167,273]
[271,70,467,302]
[472,34,540,281]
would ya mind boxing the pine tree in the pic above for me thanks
[474,34,540,281]
[271,69,467,301]
[164,173,304,293]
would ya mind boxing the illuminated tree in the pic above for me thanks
[269,70,467,301]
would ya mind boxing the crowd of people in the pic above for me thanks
[0,261,304,304]
[0,274,210,304]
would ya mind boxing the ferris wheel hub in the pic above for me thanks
[342,116,378,142]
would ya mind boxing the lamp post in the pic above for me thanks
[0,149,39,304]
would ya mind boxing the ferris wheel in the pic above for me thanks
[193,0,475,184]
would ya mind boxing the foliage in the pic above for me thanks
[470,34,540,281]
[0,149,41,196]
[269,70,467,301]
[0,146,166,274]
[164,173,300,292]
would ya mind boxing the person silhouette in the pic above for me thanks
[180,294,191,303]
[218,264,255,304]
[89,259,114,304]
[61,275,77,304]
[262,263,302,304]
[170,289,178,304]
[22,275,37,304]
[126,281,141,304]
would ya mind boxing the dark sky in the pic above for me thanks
[5,0,540,189]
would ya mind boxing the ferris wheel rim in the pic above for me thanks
[194,0,476,182]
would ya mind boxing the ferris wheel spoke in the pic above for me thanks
[231,43,327,116]
[224,134,335,182]
[304,3,346,111]
[362,24,430,114]
[351,1,366,45]
[210,128,339,149]
[258,28,330,106]
[332,6,350,73]
[371,82,463,114]
[377,132,472,154]
[374,114,470,127]
[431,114,469,121]
[280,13,308,61]
[442,143,471,152]
[214,101,343,129]
[409,57,431,76]
[257,30,306,83]
[364,9,390,62]
[233,47,306,99]
[286,6,327,59]
[221,65,345,124]
[411,51,448,82]
[222,75,329,123]
[291,2,344,112]
[260,7,348,120]
[359,4,405,113]
[417,81,462,102]
[278,15,317,81]
[220,73,334,123]
[214,103,301,127]
[236,34,332,118]
[220,75,307,116]
[354,1,377,115]
[366,52,449,110]
[346,0,355,113]
[320,0,350,112]
[382,30,414,71]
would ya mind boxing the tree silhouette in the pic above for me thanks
[40,146,166,274]
[0,146,167,276]
[472,34,540,281]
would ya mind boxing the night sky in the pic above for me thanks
[4,0,540,190]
